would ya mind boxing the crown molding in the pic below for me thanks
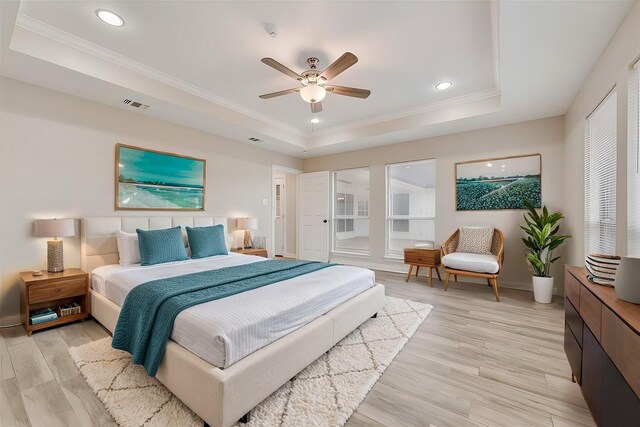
[14,13,307,139]
[13,12,502,149]
[309,87,501,138]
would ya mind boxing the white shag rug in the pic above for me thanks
[69,297,432,427]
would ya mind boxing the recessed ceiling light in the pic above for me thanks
[310,118,320,124]
[96,9,124,27]
[486,162,493,167]
[435,81,452,90]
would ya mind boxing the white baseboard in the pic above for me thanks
[0,314,22,328]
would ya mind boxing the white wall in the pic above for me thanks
[564,1,640,266]
[304,116,566,294]
[0,77,302,325]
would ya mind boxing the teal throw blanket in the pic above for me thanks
[112,259,335,376]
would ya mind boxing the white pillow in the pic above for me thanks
[116,231,141,266]
[456,226,495,255]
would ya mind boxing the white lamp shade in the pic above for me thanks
[237,217,258,230]
[614,257,640,303]
[300,84,326,103]
[34,219,76,238]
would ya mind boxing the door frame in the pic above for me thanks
[271,165,302,258]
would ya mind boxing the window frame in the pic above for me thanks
[629,60,640,256]
[331,167,371,256]
[385,159,437,259]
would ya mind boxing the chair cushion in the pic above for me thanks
[456,226,494,255]
[442,252,500,274]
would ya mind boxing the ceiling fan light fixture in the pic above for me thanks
[96,9,124,27]
[300,84,326,104]
[435,81,452,90]
[310,118,320,124]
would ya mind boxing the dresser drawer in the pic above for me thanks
[404,250,440,265]
[602,306,640,398]
[565,297,583,347]
[28,278,87,304]
[580,285,602,341]
[565,270,580,308]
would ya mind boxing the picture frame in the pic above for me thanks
[115,143,206,211]
[455,153,541,211]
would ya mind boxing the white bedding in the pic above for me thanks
[91,253,375,368]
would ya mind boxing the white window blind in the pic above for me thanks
[585,89,617,256]
[629,60,640,256]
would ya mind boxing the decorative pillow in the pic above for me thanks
[116,231,141,266]
[186,225,228,259]
[136,226,188,266]
[456,226,495,255]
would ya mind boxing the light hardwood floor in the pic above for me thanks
[0,271,593,427]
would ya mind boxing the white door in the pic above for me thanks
[274,177,285,256]
[298,171,330,262]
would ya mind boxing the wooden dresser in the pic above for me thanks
[564,266,640,425]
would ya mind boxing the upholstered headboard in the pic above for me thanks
[81,216,228,272]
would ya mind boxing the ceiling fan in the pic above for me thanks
[259,52,371,113]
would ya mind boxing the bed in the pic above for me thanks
[81,216,385,427]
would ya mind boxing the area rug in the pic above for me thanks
[69,297,432,427]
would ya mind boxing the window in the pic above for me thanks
[585,89,617,256]
[333,168,370,254]
[357,199,369,217]
[386,160,436,257]
[629,60,640,256]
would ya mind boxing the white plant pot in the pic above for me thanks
[533,276,554,303]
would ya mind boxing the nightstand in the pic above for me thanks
[404,248,442,287]
[21,268,89,336]
[232,248,268,258]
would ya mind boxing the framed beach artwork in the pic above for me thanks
[455,153,541,211]
[115,144,206,211]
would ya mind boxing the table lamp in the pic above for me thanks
[614,257,640,304]
[237,217,258,249]
[34,218,76,272]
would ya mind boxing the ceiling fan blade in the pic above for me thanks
[311,102,323,113]
[261,58,301,80]
[319,52,358,81]
[326,85,371,99]
[259,88,300,99]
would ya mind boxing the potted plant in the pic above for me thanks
[521,200,571,303]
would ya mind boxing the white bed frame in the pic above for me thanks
[81,216,385,427]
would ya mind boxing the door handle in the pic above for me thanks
[323,219,328,223]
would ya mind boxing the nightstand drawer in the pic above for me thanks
[404,250,440,266]
[28,278,86,304]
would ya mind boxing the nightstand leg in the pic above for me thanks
[415,266,420,277]
[405,265,413,282]
[435,267,442,281]
[428,267,433,287]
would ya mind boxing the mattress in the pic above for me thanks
[91,253,375,368]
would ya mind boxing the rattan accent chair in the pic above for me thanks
[441,228,504,301]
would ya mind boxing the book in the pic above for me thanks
[31,313,58,324]
[30,307,55,317]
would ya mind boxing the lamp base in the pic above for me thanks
[243,230,254,249]
[47,240,64,273]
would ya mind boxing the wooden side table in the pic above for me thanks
[403,248,442,287]
[232,248,268,258]
[21,268,89,336]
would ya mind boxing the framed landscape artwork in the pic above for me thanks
[455,154,541,211]
[115,144,206,210]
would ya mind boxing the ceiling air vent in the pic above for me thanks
[122,99,150,110]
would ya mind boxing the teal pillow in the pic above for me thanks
[136,226,188,266]
[186,225,228,259]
